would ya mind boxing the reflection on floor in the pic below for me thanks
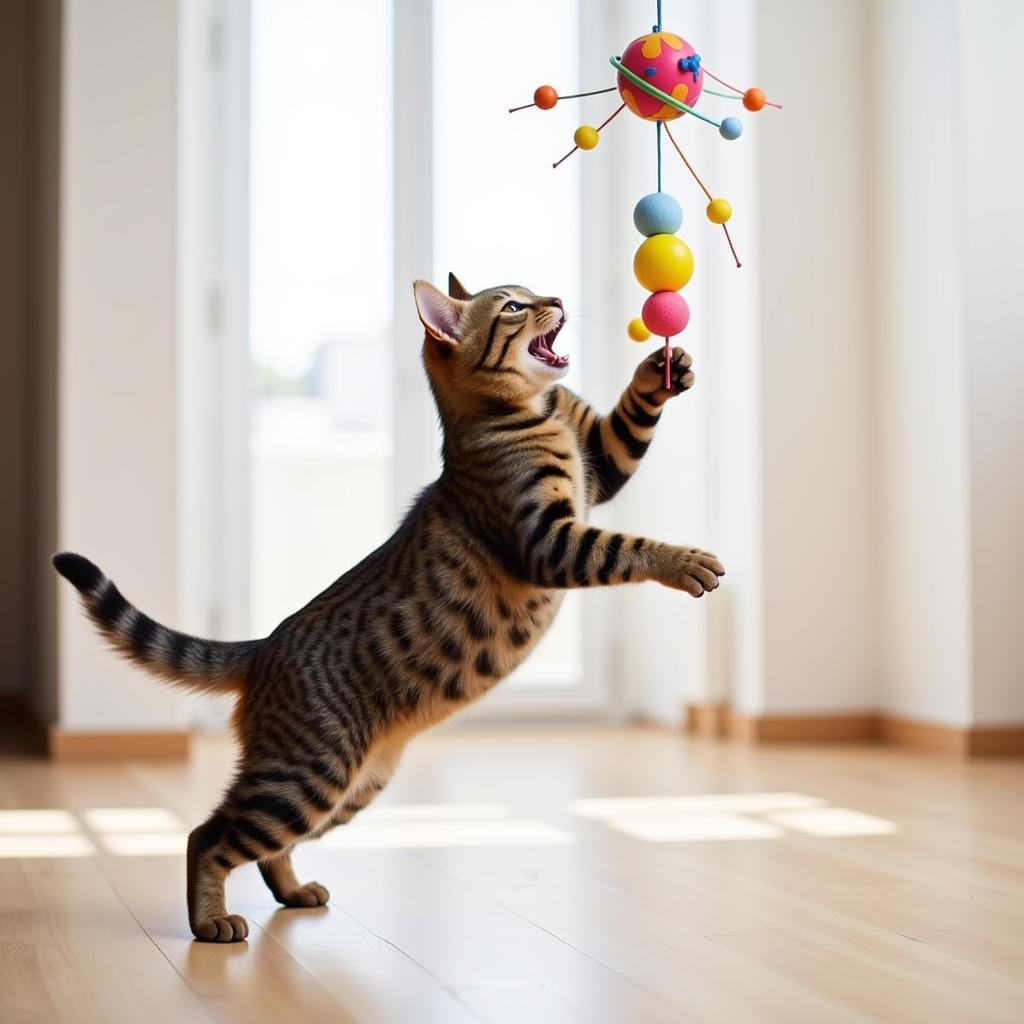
[1,726,1022,1023]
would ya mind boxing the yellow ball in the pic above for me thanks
[632,233,694,292]
[706,198,733,224]
[574,125,599,150]
[627,318,651,342]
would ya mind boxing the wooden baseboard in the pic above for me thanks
[687,704,1024,757]
[726,711,877,744]
[48,728,190,760]
[685,702,730,737]
[877,715,1024,757]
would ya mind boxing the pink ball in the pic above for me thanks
[642,291,690,337]
[617,31,704,122]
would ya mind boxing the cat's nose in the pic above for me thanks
[549,297,563,310]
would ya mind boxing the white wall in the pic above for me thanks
[58,0,184,730]
[958,1,1024,726]
[869,0,973,726]
[753,0,877,715]
[637,0,1022,730]
[869,0,1024,729]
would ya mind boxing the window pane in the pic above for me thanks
[249,0,394,636]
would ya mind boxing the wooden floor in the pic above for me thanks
[1,726,1022,1024]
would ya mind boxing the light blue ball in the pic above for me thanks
[719,117,743,141]
[632,192,683,237]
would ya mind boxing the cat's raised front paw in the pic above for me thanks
[633,346,694,401]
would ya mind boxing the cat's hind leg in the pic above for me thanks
[258,850,329,908]
[187,771,341,941]
[255,783,381,909]
[255,773,395,911]
[249,736,407,916]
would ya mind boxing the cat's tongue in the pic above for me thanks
[529,329,569,368]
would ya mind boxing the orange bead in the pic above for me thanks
[534,85,558,110]
[743,88,766,112]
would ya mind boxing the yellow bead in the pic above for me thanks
[632,233,694,292]
[574,125,599,150]
[627,318,651,342]
[706,198,733,224]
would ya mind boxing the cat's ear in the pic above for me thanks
[413,280,466,346]
[447,273,472,301]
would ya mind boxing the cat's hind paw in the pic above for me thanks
[277,881,330,908]
[192,913,250,943]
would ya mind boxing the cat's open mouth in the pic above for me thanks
[528,320,568,368]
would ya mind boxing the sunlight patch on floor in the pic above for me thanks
[0,809,80,834]
[767,807,898,837]
[568,793,825,819]
[321,819,574,850]
[607,812,785,842]
[82,807,186,833]
[568,792,898,842]
[0,834,95,858]
[361,803,510,822]
[101,832,190,856]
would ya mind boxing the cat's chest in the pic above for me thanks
[548,418,588,516]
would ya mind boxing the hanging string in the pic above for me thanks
[656,121,663,192]
[657,0,667,389]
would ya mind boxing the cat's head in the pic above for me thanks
[413,274,568,411]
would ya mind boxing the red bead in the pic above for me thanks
[534,85,558,110]
[743,88,766,112]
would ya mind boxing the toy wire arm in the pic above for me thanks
[609,56,722,129]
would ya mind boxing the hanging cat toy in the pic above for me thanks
[509,1,780,388]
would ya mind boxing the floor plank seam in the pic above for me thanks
[336,904,487,1023]
[413,849,693,1020]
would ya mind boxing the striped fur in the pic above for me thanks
[53,275,723,942]
[52,552,257,693]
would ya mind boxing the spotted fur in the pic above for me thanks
[53,273,723,942]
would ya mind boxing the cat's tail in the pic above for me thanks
[52,552,258,693]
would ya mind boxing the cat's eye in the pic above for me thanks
[502,301,523,313]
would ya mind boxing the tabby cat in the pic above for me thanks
[53,273,724,942]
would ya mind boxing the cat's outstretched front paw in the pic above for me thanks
[661,546,725,597]
[632,346,694,403]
